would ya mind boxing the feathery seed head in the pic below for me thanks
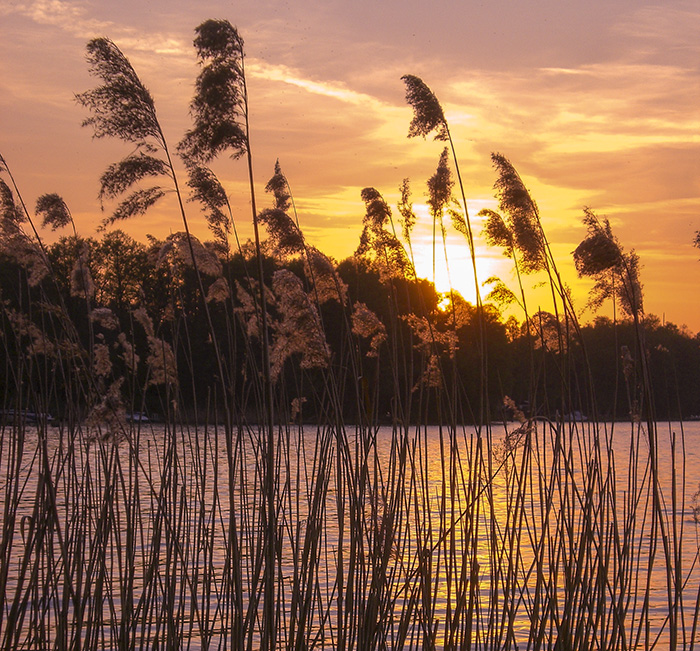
[36,193,73,231]
[265,160,291,212]
[77,37,160,146]
[258,208,305,256]
[86,378,126,440]
[146,336,178,387]
[105,187,166,228]
[93,342,112,378]
[206,277,230,303]
[99,154,169,204]
[234,280,261,339]
[270,269,330,380]
[503,396,526,424]
[0,178,26,226]
[187,164,228,209]
[91,307,119,330]
[304,246,347,304]
[573,209,623,276]
[290,397,307,422]
[397,178,416,243]
[133,306,155,338]
[70,243,95,299]
[361,187,392,228]
[158,232,222,277]
[194,19,244,59]
[427,148,453,217]
[490,153,545,273]
[356,188,414,282]
[480,209,514,256]
[116,332,139,372]
[179,19,247,163]
[574,208,643,318]
[186,165,231,252]
[483,276,520,309]
[0,185,49,285]
[351,302,387,357]
[402,74,448,141]
[5,308,56,357]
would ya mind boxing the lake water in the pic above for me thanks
[1,419,699,649]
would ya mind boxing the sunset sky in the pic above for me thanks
[2,0,699,329]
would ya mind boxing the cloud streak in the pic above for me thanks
[248,62,388,110]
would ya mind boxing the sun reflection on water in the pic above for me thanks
[1,420,698,648]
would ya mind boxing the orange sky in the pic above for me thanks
[2,1,699,330]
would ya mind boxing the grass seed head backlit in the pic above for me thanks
[401,74,448,141]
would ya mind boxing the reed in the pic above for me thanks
[0,20,697,651]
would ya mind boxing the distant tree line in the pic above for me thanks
[1,229,698,424]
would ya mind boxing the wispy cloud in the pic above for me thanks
[612,3,700,61]
[1,0,191,57]
[248,61,388,110]
[1,0,113,39]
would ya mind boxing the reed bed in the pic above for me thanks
[0,18,698,650]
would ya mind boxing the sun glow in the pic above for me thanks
[405,203,509,308]
[410,236,509,306]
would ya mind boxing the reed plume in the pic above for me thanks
[401,74,448,141]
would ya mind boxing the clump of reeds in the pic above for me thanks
[0,22,696,651]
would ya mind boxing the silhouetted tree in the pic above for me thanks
[94,230,149,314]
